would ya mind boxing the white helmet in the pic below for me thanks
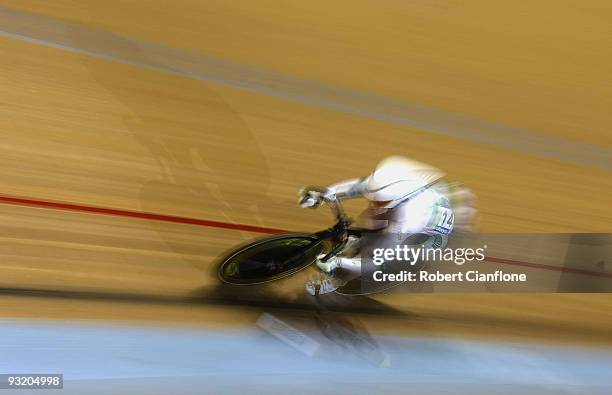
[364,156,445,208]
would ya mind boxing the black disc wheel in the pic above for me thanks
[218,234,325,285]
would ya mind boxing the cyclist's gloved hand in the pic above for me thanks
[298,187,329,208]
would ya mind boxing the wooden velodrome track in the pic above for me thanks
[0,1,611,345]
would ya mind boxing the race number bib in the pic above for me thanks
[433,207,454,235]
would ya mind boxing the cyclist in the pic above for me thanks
[298,155,476,295]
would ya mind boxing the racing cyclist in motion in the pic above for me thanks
[298,156,476,295]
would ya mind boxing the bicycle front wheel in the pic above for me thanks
[218,234,325,285]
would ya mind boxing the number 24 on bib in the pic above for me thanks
[434,207,454,234]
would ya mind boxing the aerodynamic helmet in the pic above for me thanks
[364,156,445,209]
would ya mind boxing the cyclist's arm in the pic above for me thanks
[327,177,368,200]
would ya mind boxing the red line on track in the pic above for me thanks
[483,256,612,279]
[0,194,284,235]
[1,193,610,279]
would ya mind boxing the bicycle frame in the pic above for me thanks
[311,193,352,262]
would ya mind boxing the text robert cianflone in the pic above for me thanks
[373,270,527,283]
[372,245,488,266]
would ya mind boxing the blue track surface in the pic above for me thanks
[1,319,611,394]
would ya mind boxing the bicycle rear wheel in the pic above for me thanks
[218,234,325,285]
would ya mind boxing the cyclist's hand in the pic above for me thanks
[298,187,327,208]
